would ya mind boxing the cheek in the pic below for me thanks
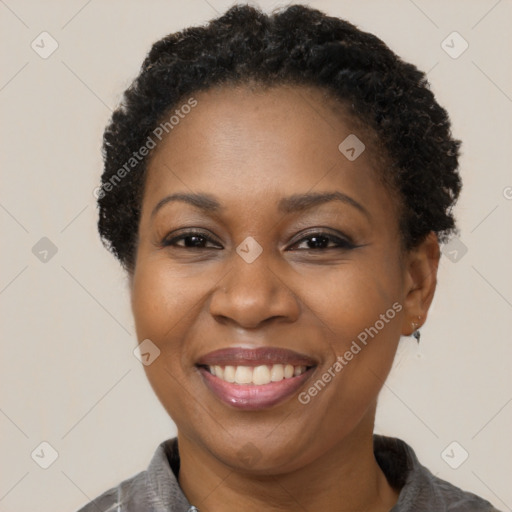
[130,261,206,425]
[130,261,196,403]
[130,259,223,387]
[294,253,403,340]
[294,256,403,402]
[131,259,205,342]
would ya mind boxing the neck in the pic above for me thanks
[177,408,400,512]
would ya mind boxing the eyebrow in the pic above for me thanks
[151,193,223,219]
[150,191,370,219]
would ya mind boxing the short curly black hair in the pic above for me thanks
[97,3,461,273]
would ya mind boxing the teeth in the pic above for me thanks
[214,365,223,379]
[224,365,235,383]
[253,365,271,385]
[234,366,253,384]
[270,364,284,382]
[207,364,308,385]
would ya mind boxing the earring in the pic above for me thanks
[411,316,422,343]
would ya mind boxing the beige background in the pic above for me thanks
[1,0,511,511]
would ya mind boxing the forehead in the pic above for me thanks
[142,84,391,218]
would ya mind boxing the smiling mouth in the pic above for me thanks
[201,363,310,385]
[196,347,317,409]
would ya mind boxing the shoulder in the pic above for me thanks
[373,435,502,512]
[75,469,147,512]
[74,438,192,512]
[426,473,501,511]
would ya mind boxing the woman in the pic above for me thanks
[80,4,501,511]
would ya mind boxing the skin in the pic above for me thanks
[128,84,440,512]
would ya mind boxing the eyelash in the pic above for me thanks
[161,229,357,251]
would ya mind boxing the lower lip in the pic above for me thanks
[198,367,314,410]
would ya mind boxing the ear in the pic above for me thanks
[401,231,440,336]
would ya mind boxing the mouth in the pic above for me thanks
[196,347,317,410]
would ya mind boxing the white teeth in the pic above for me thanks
[270,364,284,382]
[207,363,308,385]
[224,365,235,382]
[234,366,253,384]
[214,365,224,379]
[253,365,271,385]
[294,365,306,376]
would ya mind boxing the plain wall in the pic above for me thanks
[1,1,511,511]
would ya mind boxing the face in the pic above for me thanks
[130,84,437,474]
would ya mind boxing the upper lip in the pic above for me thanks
[196,347,318,367]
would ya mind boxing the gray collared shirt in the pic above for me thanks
[76,435,501,511]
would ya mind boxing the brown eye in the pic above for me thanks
[162,230,222,249]
[289,232,356,251]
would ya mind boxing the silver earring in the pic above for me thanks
[411,316,422,343]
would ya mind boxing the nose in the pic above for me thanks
[209,252,300,330]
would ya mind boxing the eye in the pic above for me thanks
[161,229,357,251]
[289,231,356,251]
[161,230,222,250]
